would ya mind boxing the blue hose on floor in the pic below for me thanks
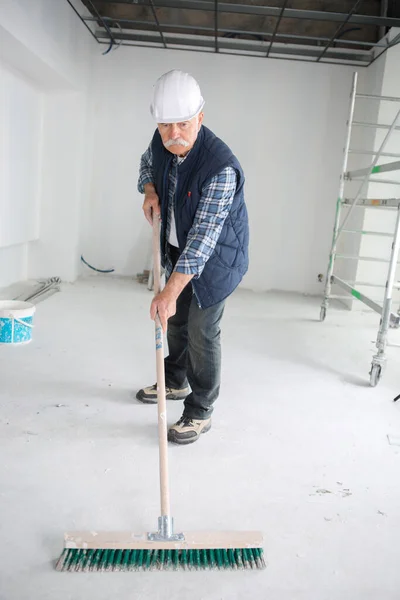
[81,255,115,274]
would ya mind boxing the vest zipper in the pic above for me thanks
[173,158,202,309]
[161,156,172,254]
[173,161,178,242]
[191,282,202,308]
[162,158,171,223]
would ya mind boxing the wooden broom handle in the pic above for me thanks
[152,216,171,517]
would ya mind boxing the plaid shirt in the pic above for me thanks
[138,142,237,279]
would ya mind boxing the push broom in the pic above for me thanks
[56,217,265,572]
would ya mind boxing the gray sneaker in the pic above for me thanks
[136,383,189,404]
[168,416,211,445]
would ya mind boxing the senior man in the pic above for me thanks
[136,70,249,445]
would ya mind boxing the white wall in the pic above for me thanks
[0,0,95,289]
[83,46,353,294]
[0,0,90,90]
[0,62,42,288]
[0,62,42,248]
[28,91,89,282]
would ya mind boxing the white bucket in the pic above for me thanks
[0,301,36,345]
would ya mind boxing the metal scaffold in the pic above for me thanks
[321,72,400,387]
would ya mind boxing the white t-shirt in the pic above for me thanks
[169,210,179,247]
[168,156,185,248]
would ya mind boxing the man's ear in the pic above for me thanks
[198,112,204,130]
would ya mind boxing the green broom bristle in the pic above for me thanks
[128,549,137,571]
[113,549,123,572]
[56,547,266,572]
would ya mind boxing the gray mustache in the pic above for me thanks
[164,138,190,148]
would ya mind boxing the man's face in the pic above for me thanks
[158,113,204,156]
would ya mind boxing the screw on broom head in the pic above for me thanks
[56,547,266,572]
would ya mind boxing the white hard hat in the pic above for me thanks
[150,70,205,123]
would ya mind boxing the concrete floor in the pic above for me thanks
[0,276,400,600]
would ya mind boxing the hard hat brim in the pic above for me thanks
[150,99,205,123]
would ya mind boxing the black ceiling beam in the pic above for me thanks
[95,30,371,62]
[317,0,364,62]
[266,0,288,58]
[85,16,389,48]
[215,0,218,52]
[66,0,100,43]
[98,39,365,68]
[85,0,118,47]
[367,30,400,66]
[148,0,167,48]
[101,0,400,27]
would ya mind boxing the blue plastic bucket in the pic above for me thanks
[0,301,35,345]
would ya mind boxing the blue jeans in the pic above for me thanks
[165,246,225,420]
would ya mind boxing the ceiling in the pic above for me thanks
[68,0,400,66]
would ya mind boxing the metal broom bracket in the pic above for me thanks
[147,516,185,542]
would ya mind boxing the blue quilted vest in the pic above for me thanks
[151,125,249,308]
